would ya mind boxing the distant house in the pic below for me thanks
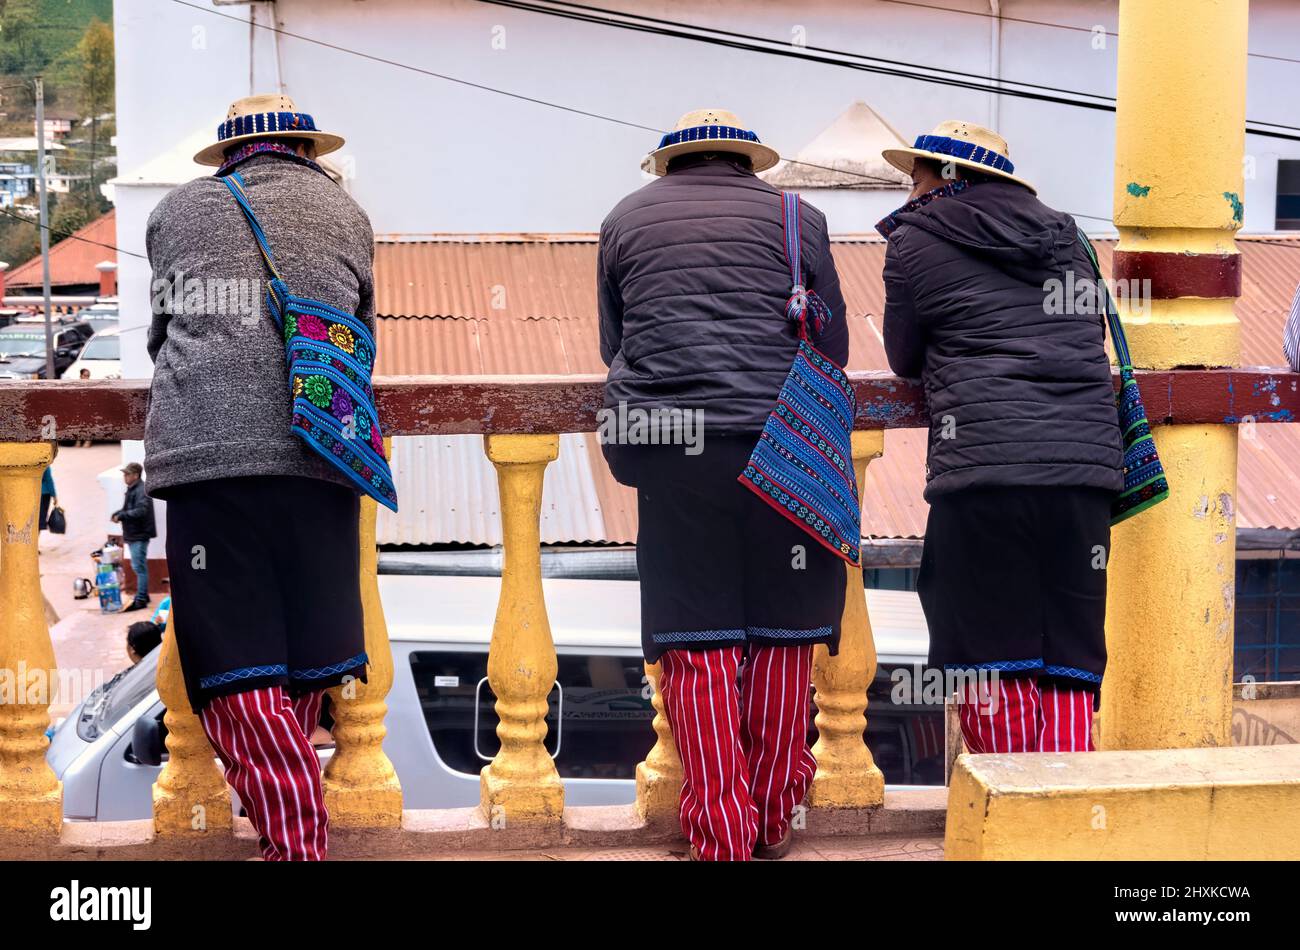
[0,161,33,207]
[5,210,117,296]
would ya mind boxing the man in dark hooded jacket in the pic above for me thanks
[879,121,1122,755]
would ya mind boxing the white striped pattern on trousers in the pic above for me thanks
[1285,280,1300,373]
[958,675,1094,753]
[658,645,816,861]
[199,686,329,861]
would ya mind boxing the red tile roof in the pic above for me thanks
[6,209,115,289]
[372,234,1300,541]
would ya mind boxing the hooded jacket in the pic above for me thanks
[597,156,848,434]
[882,180,1122,499]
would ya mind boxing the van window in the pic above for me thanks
[409,651,654,780]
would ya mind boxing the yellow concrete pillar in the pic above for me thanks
[480,434,564,824]
[1102,0,1246,749]
[809,430,886,807]
[0,443,61,836]
[153,603,233,836]
[324,489,402,828]
[634,659,683,825]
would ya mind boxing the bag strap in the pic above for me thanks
[221,172,290,319]
[1076,227,1133,369]
[781,191,831,340]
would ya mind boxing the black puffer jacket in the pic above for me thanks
[114,479,157,543]
[597,156,848,432]
[882,181,1122,499]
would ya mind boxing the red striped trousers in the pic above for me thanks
[199,685,329,861]
[658,645,816,862]
[958,674,1095,753]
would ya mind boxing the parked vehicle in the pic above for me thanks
[64,326,122,380]
[46,575,940,820]
[0,321,92,379]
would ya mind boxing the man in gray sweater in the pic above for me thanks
[144,94,380,861]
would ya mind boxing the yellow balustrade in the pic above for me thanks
[1102,0,1246,749]
[480,434,564,824]
[809,430,886,808]
[0,443,62,836]
[634,659,682,825]
[324,491,403,828]
[153,602,233,836]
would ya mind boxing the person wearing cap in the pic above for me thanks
[111,462,156,612]
[598,109,850,861]
[143,94,379,861]
[877,121,1122,753]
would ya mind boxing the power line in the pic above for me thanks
[875,0,1300,67]
[0,204,145,259]
[524,0,1117,105]
[169,0,904,186]
[489,0,1300,140]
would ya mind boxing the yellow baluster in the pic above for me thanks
[480,434,564,825]
[153,602,233,836]
[634,659,682,826]
[0,443,61,836]
[809,430,886,808]
[324,490,402,828]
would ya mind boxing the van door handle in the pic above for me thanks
[473,677,563,762]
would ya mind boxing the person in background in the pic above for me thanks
[38,464,56,531]
[126,620,164,665]
[598,109,849,861]
[879,121,1122,755]
[112,462,156,613]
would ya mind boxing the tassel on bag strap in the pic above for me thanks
[782,192,832,340]
[1076,226,1133,368]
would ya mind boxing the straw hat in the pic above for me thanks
[882,119,1034,194]
[641,108,780,177]
[194,93,346,167]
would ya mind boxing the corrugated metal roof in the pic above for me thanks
[372,233,1300,544]
[7,209,115,289]
[376,432,635,546]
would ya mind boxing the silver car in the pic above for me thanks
[47,576,938,820]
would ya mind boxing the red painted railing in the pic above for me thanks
[0,369,1296,441]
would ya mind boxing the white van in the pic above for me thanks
[64,325,122,380]
[47,575,939,820]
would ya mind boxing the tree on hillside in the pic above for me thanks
[0,0,46,74]
[76,17,112,193]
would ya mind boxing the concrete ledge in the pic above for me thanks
[0,790,945,860]
[946,744,1300,860]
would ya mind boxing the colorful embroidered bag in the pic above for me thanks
[740,192,861,565]
[221,172,398,511]
[1076,228,1168,524]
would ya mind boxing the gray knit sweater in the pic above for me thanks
[143,154,376,497]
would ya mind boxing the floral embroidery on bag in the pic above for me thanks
[303,374,333,408]
[328,323,355,353]
[298,313,328,340]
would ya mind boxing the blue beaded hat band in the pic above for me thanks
[881,119,1035,194]
[195,93,346,167]
[643,108,780,176]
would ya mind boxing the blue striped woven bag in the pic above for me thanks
[740,192,861,565]
[222,172,398,512]
[1077,228,1168,524]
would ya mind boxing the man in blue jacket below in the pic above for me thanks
[111,462,155,612]
[598,109,850,861]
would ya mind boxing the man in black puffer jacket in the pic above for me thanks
[598,109,849,863]
[880,121,1122,756]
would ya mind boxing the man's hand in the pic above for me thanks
[111,513,120,523]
